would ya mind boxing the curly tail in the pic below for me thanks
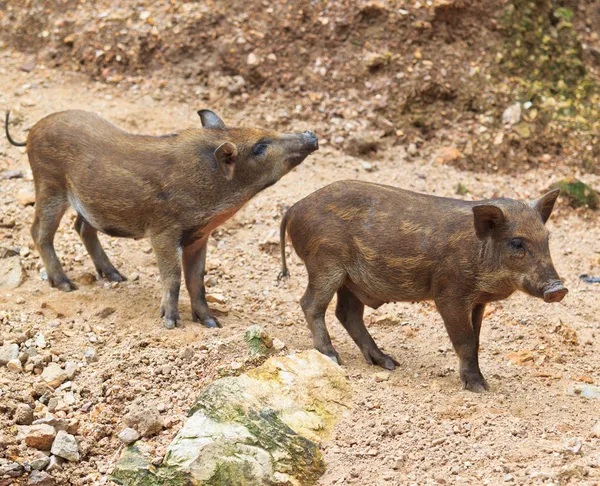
[278,208,292,280]
[5,111,27,147]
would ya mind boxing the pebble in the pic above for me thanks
[180,348,194,360]
[0,343,20,365]
[124,408,163,437]
[14,403,34,425]
[41,363,68,388]
[118,427,141,445]
[29,454,50,471]
[0,461,24,477]
[407,143,418,156]
[95,307,116,319]
[374,371,390,382]
[46,455,63,471]
[27,470,54,486]
[22,424,56,450]
[7,358,23,372]
[16,189,36,206]
[64,361,77,379]
[83,347,98,363]
[591,420,600,438]
[50,430,80,462]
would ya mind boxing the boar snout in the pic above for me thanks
[302,131,319,151]
[542,281,568,303]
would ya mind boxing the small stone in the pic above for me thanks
[364,51,391,69]
[14,404,34,425]
[41,363,68,388]
[361,161,377,172]
[407,143,418,156]
[180,348,194,360]
[0,169,24,180]
[206,294,226,305]
[374,371,390,382]
[124,408,163,437]
[7,358,23,372]
[272,338,286,352]
[64,361,77,379]
[344,132,379,156]
[22,424,56,450]
[118,427,141,445]
[0,343,20,365]
[434,146,462,165]
[0,257,23,289]
[513,122,532,139]
[50,430,79,462]
[502,103,521,125]
[591,420,600,438]
[247,52,260,66]
[16,189,36,206]
[0,462,24,478]
[83,347,98,363]
[29,454,50,471]
[244,325,273,357]
[504,473,514,482]
[95,307,116,319]
[46,455,63,471]
[27,470,53,486]
[160,364,172,375]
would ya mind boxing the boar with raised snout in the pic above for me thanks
[5,109,318,329]
[279,180,567,392]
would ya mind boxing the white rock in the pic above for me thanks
[118,427,141,445]
[41,363,68,388]
[50,430,79,462]
[502,103,521,125]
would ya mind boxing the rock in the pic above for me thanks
[16,189,36,206]
[206,294,226,305]
[83,347,98,363]
[32,418,71,433]
[455,182,469,196]
[591,421,600,438]
[124,408,162,438]
[247,52,260,66]
[434,146,462,165]
[0,343,20,365]
[20,61,36,73]
[0,246,19,258]
[551,178,599,210]
[21,424,56,450]
[0,170,24,180]
[118,428,141,445]
[244,325,273,357]
[95,307,115,319]
[567,383,600,400]
[41,363,68,388]
[0,461,24,478]
[14,404,34,425]
[50,431,79,462]
[344,132,379,156]
[407,143,418,156]
[513,122,532,139]
[364,51,392,70]
[502,103,522,125]
[361,161,377,172]
[272,338,286,352]
[27,470,54,486]
[64,362,77,379]
[29,454,50,471]
[374,371,390,382]
[113,350,350,485]
[0,256,23,289]
[46,455,63,471]
[7,358,23,372]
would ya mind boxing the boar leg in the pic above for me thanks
[471,304,486,351]
[31,191,76,292]
[182,237,221,329]
[150,233,182,329]
[434,297,489,393]
[335,286,398,370]
[73,215,126,282]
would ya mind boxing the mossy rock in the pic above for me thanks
[113,350,351,486]
[551,178,599,209]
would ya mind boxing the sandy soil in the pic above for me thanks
[1,50,600,486]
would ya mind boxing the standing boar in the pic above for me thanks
[5,109,318,329]
[279,180,567,392]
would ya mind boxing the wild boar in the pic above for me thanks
[5,109,318,329]
[279,180,567,392]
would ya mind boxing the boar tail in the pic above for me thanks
[5,111,27,147]
[278,208,291,280]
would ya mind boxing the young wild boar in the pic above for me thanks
[5,109,318,329]
[279,181,567,392]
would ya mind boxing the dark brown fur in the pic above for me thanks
[280,180,567,392]
[6,109,318,329]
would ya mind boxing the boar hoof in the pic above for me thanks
[51,278,77,292]
[193,314,222,329]
[461,371,489,393]
[101,269,127,282]
[317,348,341,365]
[364,349,398,370]
[164,317,183,329]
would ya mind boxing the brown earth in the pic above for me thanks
[1,2,600,485]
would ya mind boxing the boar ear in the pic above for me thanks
[214,142,238,180]
[198,110,227,129]
[472,205,506,239]
[531,189,559,224]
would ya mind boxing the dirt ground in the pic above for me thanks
[1,48,600,486]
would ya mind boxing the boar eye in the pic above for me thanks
[510,238,525,250]
[252,141,269,156]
